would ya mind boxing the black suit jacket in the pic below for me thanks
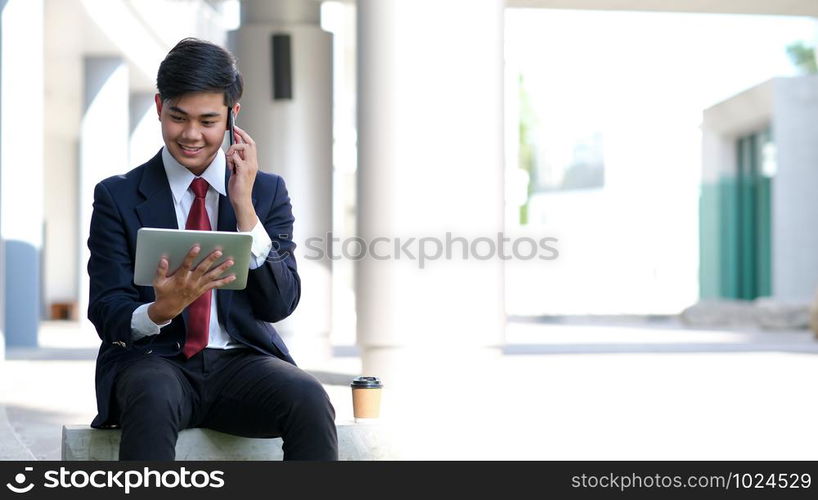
[87,150,300,428]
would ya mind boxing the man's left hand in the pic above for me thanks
[226,124,260,231]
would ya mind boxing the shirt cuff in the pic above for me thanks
[242,219,273,270]
[131,302,170,341]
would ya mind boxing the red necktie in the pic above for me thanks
[183,177,211,358]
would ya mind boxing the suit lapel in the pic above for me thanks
[134,151,183,324]
[217,169,236,322]
[135,151,178,230]
[217,194,237,233]
[216,168,259,324]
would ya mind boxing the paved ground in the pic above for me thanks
[2,319,818,460]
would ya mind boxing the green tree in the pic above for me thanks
[518,74,537,225]
[786,41,818,74]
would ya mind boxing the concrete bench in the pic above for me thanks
[62,422,393,460]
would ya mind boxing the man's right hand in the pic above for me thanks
[147,245,236,324]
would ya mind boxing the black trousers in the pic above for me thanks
[114,347,338,461]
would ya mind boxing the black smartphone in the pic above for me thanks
[227,108,235,146]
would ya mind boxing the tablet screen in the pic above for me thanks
[133,228,253,290]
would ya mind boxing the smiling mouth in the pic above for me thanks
[179,144,203,153]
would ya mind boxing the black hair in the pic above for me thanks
[156,38,244,107]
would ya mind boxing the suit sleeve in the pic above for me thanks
[245,175,301,322]
[87,181,142,348]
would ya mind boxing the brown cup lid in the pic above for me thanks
[351,376,382,389]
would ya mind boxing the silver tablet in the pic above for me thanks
[134,228,253,290]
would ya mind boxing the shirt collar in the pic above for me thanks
[161,147,227,203]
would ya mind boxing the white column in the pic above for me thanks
[1,0,44,347]
[0,237,3,359]
[356,0,506,457]
[129,92,162,167]
[78,57,129,333]
[773,77,818,300]
[230,0,333,366]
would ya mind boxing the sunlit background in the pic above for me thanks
[504,10,817,315]
[2,0,818,460]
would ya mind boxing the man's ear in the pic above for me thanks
[154,93,163,120]
[232,102,241,119]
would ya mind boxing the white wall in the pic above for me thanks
[772,76,818,301]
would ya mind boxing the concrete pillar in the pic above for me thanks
[230,0,333,366]
[0,224,3,357]
[0,236,3,358]
[78,57,129,331]
[0,0,6,357]
[356,0,506,457]
[129,92,161,167]
[772,76,818,301]
[1,0,44,347]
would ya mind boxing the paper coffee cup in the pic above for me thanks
[351,376,383,422]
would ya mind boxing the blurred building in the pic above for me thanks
[701,76,818,302]
[1,0,239,350]
[0,0,817,392]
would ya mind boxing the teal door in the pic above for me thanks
[701,127,772,300]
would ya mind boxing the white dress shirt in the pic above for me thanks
[130,147,273,348]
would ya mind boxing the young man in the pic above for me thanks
[87,38,338,461]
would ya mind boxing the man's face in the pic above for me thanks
[155,91,236,175]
